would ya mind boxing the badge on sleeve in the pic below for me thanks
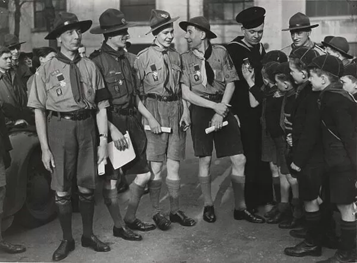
[150,64,159,82]
[194,64,201,81]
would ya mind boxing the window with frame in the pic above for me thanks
[120,0,156,22]
[306,0,355,17]
[34,0,66,31]
[203,0,254,24]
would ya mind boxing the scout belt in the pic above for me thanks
[146,93,180,102]
[202,93,223,103]
[110,106,137,116]
[48,110,93,120]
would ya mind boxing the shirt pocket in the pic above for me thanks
[144,65,164,86]
[105,75,127,100]
[80,78,95,103]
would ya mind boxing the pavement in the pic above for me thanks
[0,131,336,263]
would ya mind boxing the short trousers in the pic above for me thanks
[261,129,277,164]
[48,115,97,192]
[190,105,244,158]
[272,136,289,174]
[144,98,186,162]
[296,164,324,201]
[329,169,356,205]
[105,111,150,179]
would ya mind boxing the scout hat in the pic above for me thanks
[179,16,217,39]
[4,34,25,48]
[289,47,320,67]
[90,9,135,35]
[282,12,319,31]
[262,50,288,65]
[308,55,344,78]
[235,6,266,29]
[45,12,92,39]
[343,64,357,79]
[146,10,179,35]
[322,36,353,59]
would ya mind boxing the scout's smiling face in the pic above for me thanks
[184,25,204,50]
[156,27,174,48]
[58,27,82,52]
[290,30,310,47]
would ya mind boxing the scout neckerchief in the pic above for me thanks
[101,43,135,103]
[151,44,174,95]
[56,52,84,105]
[192,43,214,87]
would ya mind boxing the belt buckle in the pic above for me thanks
[162,96,168,101]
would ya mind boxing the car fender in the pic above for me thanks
[3,130,41,218]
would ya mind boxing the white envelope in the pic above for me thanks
[108,131,136,170]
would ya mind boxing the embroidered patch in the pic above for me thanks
[160,13,168,18]
[51,70,60,76]
[56,88,62,96]
[56,73,64,82]
[150,64,159,81]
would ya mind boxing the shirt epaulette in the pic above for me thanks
[137,47,150,58]
[212,44,227,51]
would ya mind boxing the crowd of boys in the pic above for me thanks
[0,4,355,263]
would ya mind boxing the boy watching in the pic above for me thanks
[308,55,356,263]
[340,64,357,99]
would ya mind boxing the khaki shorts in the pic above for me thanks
[144,98,186,162]
[48,115,97,192]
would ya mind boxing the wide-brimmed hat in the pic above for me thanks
[146,10,179,35]
[322,37,353,59]
[90,9,135,35]
[282,12,319,31]
[308,55,344,78]
[45,12,92,39]
[4,34,25,48]
[179,16,217,39]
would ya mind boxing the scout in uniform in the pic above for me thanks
[0,47,26,255]
[90,8,154,239]
[309,55,356,263]
[180,16,264,224]
[28,12,111,261]
[131,9,196,231]
[227,7,274,211]
[322,37,354,66]
[281,12,325,56]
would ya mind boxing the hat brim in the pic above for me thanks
[146,16,179,35]
[6,41,26,48]
[45,20,93,39]
[322,41,353,59]
[179,21,217,39]
[282,24,319,32]
[90,22,136,35]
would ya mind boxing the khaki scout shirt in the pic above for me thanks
[135,46,181,96]
[28,57,109,112]
[281,39,325,56]
[181,45,239,97]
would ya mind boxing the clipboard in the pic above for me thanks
[108,131,136,170]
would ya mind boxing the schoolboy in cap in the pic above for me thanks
[0,46,33,125]
[90,8,154,239]
[308,55,357,263]
[4,34,32,85]
[180,16,264,224]
[281,12,325,56]
[28,12,111,261]
[131,9,195,231]
[323,36,354,66]
[227,6,274,212]
[341,64,357,99]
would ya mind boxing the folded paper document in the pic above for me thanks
[144,125,172,133]
[205,121,228,134]
[108,131,136,170]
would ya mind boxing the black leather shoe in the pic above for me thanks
[284,240,322,257]
[234,209,265,223]
[267,211,285,224]
[125,218,156,232]
[279,217,302,229]
[52,239,75,261]
[170,211,196,227]
[0,241,26,254]
[316,249,357,263]
[113,226,142,241]
[290,228,307,239]
[203,206,216,223]
[153,212,171,230]
[264,204,279,218]
[81,235,110,252]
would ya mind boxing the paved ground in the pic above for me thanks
[1,132,336,263]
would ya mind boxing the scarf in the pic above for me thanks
[192,43,214,87]
[151,44,175,94]
[56,52,84,104]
